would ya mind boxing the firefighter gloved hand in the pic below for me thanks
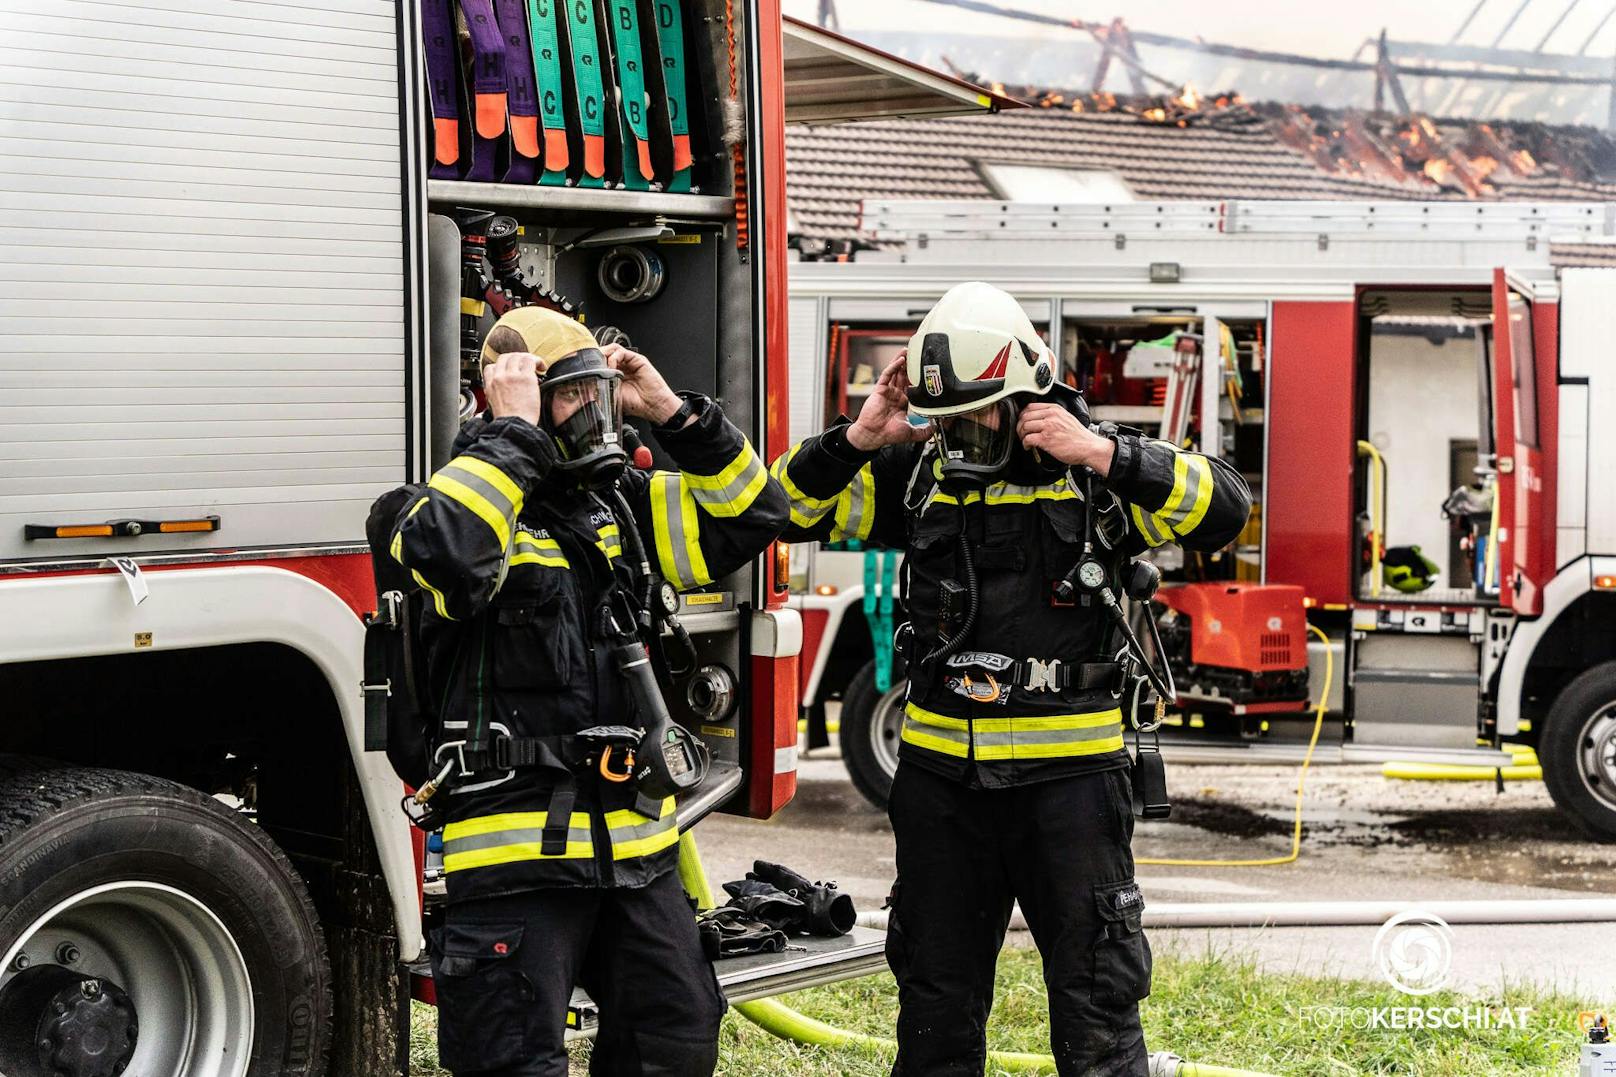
[600,342,685,426]
[847,353,932,451]
[1017,402,1116,476]
[749,860,857,938]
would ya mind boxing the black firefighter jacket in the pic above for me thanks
[772,421,1252,789]
[392,395,788,901]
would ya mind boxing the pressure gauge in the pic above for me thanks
[656,579,680,617]
[1077,560,1107,592]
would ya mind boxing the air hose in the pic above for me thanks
[674,835,1278,1077]
[1136,623,1333,869]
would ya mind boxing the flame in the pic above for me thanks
[1142,107,1166,122]
[1511,148,1537,174]
[1468,154,1499,180]
[1176,82,1202,110]
[1423,158,1453,183]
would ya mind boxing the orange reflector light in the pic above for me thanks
[1302,596,1318,608]
[773,543,790,593]
[158,519,216,534]
[55,524,114,538]
[815,584,838,596]
[1595,574,1616,591]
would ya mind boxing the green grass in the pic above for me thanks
[410,943,1599,1075]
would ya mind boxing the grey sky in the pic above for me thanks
[783,1,1616,59]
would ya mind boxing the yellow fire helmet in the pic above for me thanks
[479,305,599,369]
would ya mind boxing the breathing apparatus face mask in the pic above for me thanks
[541,350,626,489]
[933,399,1019,487]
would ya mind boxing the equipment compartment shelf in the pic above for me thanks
[427,180,734,221]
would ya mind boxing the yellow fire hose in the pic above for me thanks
[676,836,1277,1076]
[1136,624,1333,869]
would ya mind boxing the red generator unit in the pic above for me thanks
[1154,583,1311,714]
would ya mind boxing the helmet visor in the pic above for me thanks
[542,369,624,470]
[935,400,1017,481]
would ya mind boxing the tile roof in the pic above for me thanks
[786,106,1616,243]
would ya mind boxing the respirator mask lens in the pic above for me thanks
[934,400,1017,485]
[543,367,626,488]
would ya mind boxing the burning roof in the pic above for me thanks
[785,81,1616,246]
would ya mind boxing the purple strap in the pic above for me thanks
[423,0,463,179]
[461,0,508,182]
[495,0,539,183]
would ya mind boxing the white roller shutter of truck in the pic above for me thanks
[0,0,420,562]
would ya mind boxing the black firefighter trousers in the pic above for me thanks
[886,763,1152,1076]
[429,869,725,1076]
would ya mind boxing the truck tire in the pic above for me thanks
[0,763,331,1077]
[1541,662,1616,841]
[840,658,907,810]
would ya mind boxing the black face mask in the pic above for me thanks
[541,352,627,490]
[938,385,1092,487]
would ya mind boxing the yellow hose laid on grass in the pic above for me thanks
[1136,624,1333,869]
[1383,745,1541,782]
[676,836,1278,1077]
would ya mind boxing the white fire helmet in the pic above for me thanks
[904,281,1057,418]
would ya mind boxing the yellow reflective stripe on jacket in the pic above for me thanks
[686,443,768,518]
[1131,503,1172,548]
[1162,453,1214,536]
[770,444,837,529]
[973,709,1125,760]
[651,472,711,589]
[982,478,1080,505]
[440,811,594,871]
[828,463,876,542]
[901,702,1125,761]
[429,455,523,550]
[901,703,971,757]
[511,530,569,568]
[604,797,679,859]
[594,522,623,562]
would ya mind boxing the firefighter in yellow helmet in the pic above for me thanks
[392,307,788,1076]
[772,282,1252,1075]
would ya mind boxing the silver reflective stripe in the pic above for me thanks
[973,724,1122,749]
[653,472,708,588]
[688,447,767,517]
[829,464,874,541]
[771,444,836,528]
[443,826,594,856]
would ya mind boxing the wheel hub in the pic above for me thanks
[0,965,137,1077]
[1582,707,1616,807]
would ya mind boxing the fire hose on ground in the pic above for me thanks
[675,834,1277,1077]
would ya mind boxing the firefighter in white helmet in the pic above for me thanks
[772,281,1251,1074]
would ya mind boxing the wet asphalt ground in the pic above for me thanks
[697,738,1616,1000]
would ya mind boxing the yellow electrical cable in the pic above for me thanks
[1136,623,1333,869]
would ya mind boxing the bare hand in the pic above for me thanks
[484,352,545,426]
[602,343,683,425]
[847,352,931,452]
[1017,402,1115,476]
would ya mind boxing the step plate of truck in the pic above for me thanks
[564,926,888,1039]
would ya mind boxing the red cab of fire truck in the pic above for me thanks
[0,6,1013,1073]
[788,197,1616,841]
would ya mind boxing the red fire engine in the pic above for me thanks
[0,4,1007,1073]
[788,198,1616,841]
